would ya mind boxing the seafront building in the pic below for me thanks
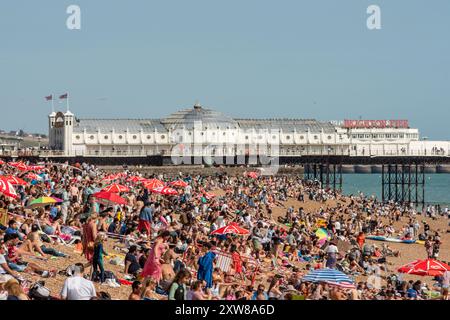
[47,103,449,158]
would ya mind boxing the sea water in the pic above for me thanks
[341,174,450,206]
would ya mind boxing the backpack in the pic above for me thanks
[174,283,185,300]
[29,281,51,300]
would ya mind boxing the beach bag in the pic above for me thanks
[29,281,51,300]
[40,233,52,243]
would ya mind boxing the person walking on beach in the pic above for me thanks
[197,243,216,288]
[82,214,98,266]
[141,231,170,284]
[92,234,108,283]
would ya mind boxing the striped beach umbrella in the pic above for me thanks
[315,228,331,245]
[26,196,63,208]
[302,268,354,286]
[102,183,129,193]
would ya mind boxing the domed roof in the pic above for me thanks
[161,103,238,130]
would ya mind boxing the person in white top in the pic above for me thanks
[60,263,96,300]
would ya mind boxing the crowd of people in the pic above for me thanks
[0,160,449,300]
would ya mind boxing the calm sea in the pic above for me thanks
[341,174,450,206]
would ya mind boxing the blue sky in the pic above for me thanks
[0,0,449,139]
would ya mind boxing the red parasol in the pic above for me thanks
[0,177,19,199]
[170,180,188,188]
[92,191,127,205]
[3,175,28,186]
[0,159,5,165]
[102,183,130,193]
[247,172,258,179]
[210,222,249,235]
[127,176,146,183]
[143,178,164,190]
[102,173,120,182]
[398,259,450,276]
[150,186,178,196]
[28,165,45,171]
[8,161,29,171]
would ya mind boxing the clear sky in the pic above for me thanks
[0,0,449,139]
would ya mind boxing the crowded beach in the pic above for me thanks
[0,160,449,300]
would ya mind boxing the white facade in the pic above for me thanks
[48,104,450,157]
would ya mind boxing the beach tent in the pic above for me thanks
[397,259,450,276]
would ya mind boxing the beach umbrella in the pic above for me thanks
[210,222,250,236]
[398,259,450,276]
[8,161,28,171]
[247,172,258,179]
[203,191,216,199]
[92,191,127,205]
[170,180,188,188]
[0,178,18,199]
[26,173,43,181]
[26,196,63,208]
[28,165,45,172]
[2,175,28,186]
[102,183,129,193]
[143,178,164,190]
[302,268,354,286]
[127,176,145,183]
[315,228,331,245]
[324,281,356,289]
[150,186,178,196]
[0,159,5,165]
[102,173,120,182]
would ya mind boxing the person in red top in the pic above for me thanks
[356,232,366,249]
[230,244,243,281]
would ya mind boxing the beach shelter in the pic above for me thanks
[92,191,127,205]
[150,186,178,196]
[302,268,354,286]
[170,180,188,188]
[2,176,27,186]
[210,222,250,236]
[26,196,63,208]
[0,178,18,199]
[102,183,129,193]
[143,178,164,190]
[397,259,450,276]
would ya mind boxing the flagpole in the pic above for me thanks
[51,94,55,113]
[67,94,70,112]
